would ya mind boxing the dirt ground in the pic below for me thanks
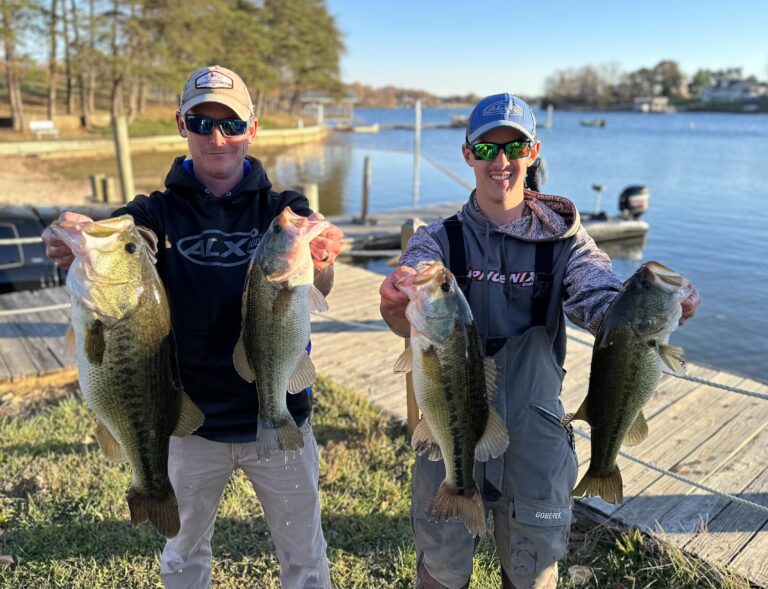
[0,156,93,206]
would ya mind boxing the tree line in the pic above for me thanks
[543,60,759,108]
[1,0,345,131]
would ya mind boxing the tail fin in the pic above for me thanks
[572,465,624,504]
[427,482,486,537]
[127,485,180,538]
[254,417,305,459]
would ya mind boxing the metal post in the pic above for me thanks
[412,99,421,207]
[401,217,426,434]
[90,174,105,202]
[112,116,135,204]
[361,156,371,223]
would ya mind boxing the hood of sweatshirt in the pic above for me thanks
[461,189,581,242]
[163,155,273,206]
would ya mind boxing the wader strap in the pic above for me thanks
[531,241,554,326]
[443,215,469,294]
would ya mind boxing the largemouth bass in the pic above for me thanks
[233,207,329,459]
[394,262,509,536]
[51,214,204,538]
[564,261,692,503]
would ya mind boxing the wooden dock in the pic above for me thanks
[2,264,767,586]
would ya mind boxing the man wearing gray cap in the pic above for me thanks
[42,65,339,588]
[379,93,700,588]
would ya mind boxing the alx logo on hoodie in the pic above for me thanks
[177,228,260,267]
[468,268,536,287]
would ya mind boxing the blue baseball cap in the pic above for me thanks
[466,93,536,144]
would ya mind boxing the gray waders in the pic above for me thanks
[413,215,578,589]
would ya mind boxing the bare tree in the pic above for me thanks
[1,0,26,131]
[46,0,58,120]
[62,0,74,114]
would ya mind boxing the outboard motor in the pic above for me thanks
[619,185,650,219]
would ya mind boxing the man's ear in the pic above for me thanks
[247,118,258,144]
[176,112,187,138]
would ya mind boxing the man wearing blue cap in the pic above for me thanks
[379,93,700,589]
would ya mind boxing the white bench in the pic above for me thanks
[29,120,59,140]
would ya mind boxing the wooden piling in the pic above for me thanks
[112,116,135,204]
[401,217,426,434]
[361,156,371,223]
[295,183,319,213]
[90,174,106,202]
[102,176,117,204]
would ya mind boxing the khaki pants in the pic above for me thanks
[160,422,331,589]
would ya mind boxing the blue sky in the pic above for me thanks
[325,0,768,97]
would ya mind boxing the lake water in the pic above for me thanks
[53,108,767,384]
[264,108,768,385]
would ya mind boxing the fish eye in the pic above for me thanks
[125,242,137,254]
[273,224,282,233]
[641,279,652,289]
[440,282,451,292]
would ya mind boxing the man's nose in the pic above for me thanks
[209,126,228,146]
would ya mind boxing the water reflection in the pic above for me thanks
[600,236,648,261]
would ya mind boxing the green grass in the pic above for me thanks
[0,378,750,588]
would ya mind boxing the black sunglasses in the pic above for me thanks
[184,114,250,137]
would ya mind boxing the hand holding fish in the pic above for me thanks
[307,212,343,270]
[41,211,93,269]
[379,265,418,337]
[679,285,700,325]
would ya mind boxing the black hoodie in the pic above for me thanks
[113,155,313,442]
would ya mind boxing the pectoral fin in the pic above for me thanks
[233,336,255,382]
[484,357,499,400]
[623,411,649,446]
[393,347,413,374]
[65,324,76,355]
[172,391,205,437]
[656,343,686,376]
[84,320,105,364]
[288,353,316,393]
[309,285,329,313]
[95,421,126,462]
[562,399,589,427]
[475,407,509,461]
[411,418,442,461]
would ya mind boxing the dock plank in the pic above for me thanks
[614,390,768,532]
[684,462,768,573]
[0,293,49,379]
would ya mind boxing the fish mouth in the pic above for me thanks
[644,261,692,294]
[50,215,137,284]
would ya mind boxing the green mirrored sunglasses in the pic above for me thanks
[468,140,533,161]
